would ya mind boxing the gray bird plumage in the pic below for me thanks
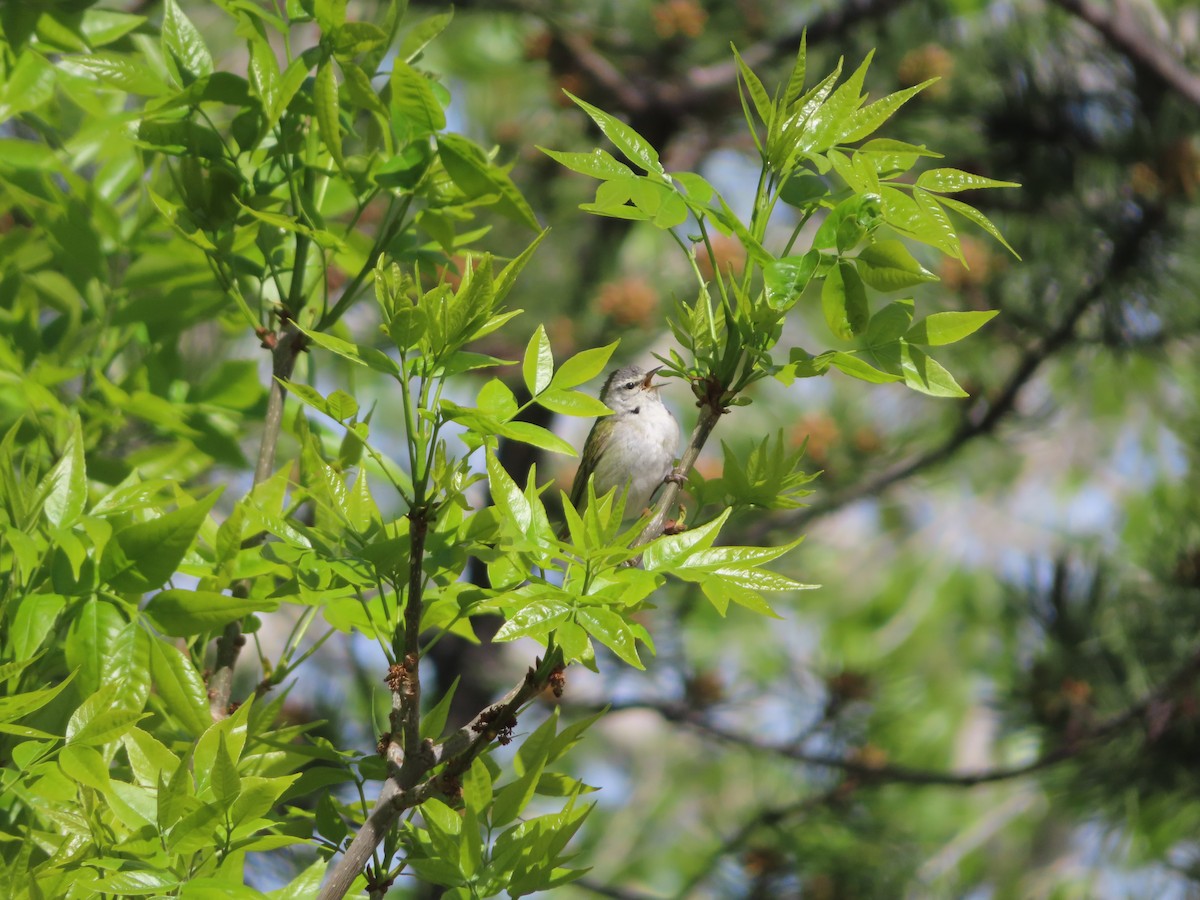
[568,365,680,519]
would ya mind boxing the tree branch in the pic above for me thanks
[208,321,305,721]
[1050,0,1200,110]
[317,652,564,900]
[598,637,1200,788]
[636,400,724,547]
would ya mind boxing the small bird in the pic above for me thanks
[568,364,681,520]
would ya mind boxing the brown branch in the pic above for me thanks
[317,652,564,900]
[1051,0,1200,110]
[636,400,724,547]
[398,508,429,765]
[600,638,1200,788]
[208,321,305,721]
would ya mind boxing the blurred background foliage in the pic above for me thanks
[5,0,1200,896]
[399,1,1200,897]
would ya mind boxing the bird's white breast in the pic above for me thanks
[591,401,679,516]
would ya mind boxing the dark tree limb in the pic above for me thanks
[317,652,564,900]
[1051,0,1200,110]
[595,635,1200,789]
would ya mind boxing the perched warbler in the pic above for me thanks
[568,365,681,519]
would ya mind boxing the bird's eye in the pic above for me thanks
[623,381,637,390]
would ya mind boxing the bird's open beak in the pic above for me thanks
[642,366,663,389]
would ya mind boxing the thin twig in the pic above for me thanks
[208,321,305,721]
[598,639,1200,788]
[317,653,564,900]
[636,401,724,547]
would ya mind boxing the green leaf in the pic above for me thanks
[101,623,151,713]
[332,22,388,56]
[855,240,938,291]
[881,187,961,260]
[838,81,933,144]
[821,261,868,340]
[829,351,903,384]
[144,590,280,637]
[66,689,146,745]
[42,413,87,528]
[732,44,773,130]
[898,343,968,397]
[906,310,999,346]
[313,0,347,30]
[101,490,220,593]
[673,171,715,204]
[390,61,446,135]
[212,733,242,803]
[70,53,168,95]
[497,422,576,457]
[148,638,211,737]
[523,325,554,396]
[915,168,1021,193]
[10,593,67,661]
[478,378,519,422]
[437,134,540,231]
[279,379,364,424]
[315,61,346,172]
[536,389,612,418]
[783,31,808,108]
[938,195,1021,259]
[162,0,213,81]
[764,250,820,311]
[0,674,76,726]
[864,299,914,347]
[495,600,572,642]
[296,326,401,376]
[462,757,492,816]
[60,744,111,790]
[643,509,731,570]
[398,9,454,62]
[492,712,558,826]
[564,91,664,176]
[577,607,643,669]
[421,677,459,741]
[247,30,281,117]
[539,147,634,180]
[487,451,530,533]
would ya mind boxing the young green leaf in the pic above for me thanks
[538,147,634,180]
[314,61,346,172]
[821,261,869,340]
[144,590,281,637]
[906,310,999,345]
[162,0,213,81]
[830,351,904,384]
[855,240,938,292]
[899,342,968,397]
[550,342,620,390]
[523,325,554,396]
[915,168,1021,193]
[563,91,664,176]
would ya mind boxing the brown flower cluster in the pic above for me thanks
[595,275,659,327]
[652,0,707,39]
